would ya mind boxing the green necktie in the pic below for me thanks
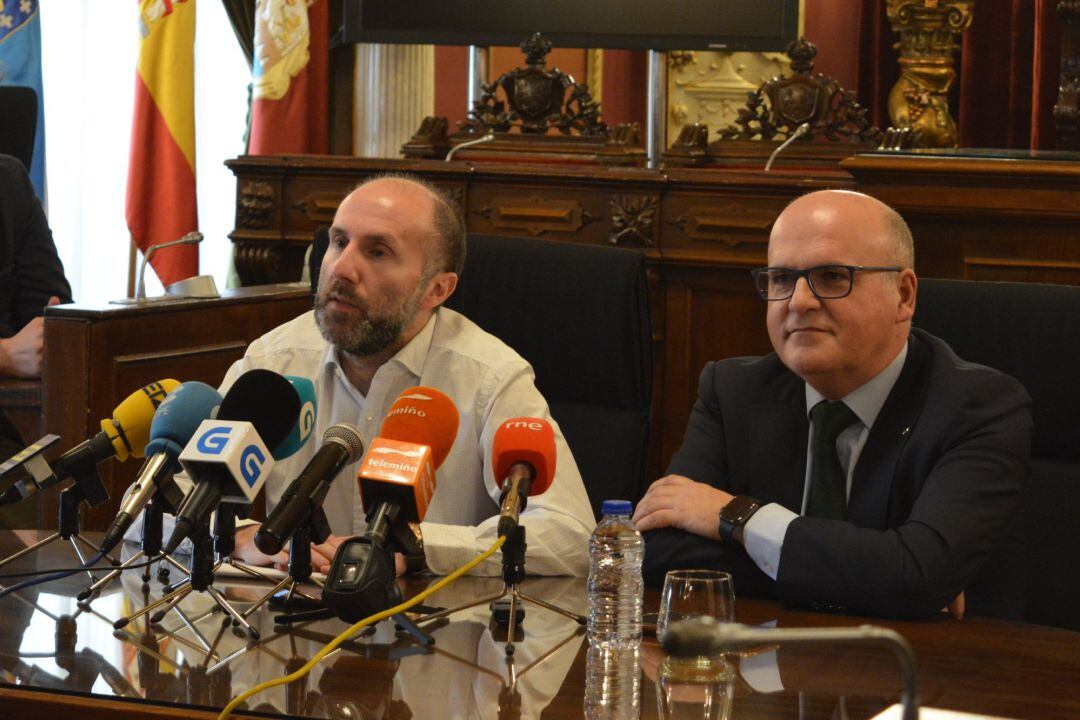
[806,400,858,520]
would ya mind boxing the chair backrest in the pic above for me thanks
[0,86,38,172]
[309,229,654,519]
[447,234,652,519]
[914,278,1080,630]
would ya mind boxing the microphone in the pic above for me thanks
[492,417,556,538]
[98,382,223,555]
[357,386,459,530]
[323,386,458,621]
[661,617,920,720]
[255,423,365,556]
[163,370,300,554]
[272,376,317,460]
[764,122,812,172]
[0,379,180,506]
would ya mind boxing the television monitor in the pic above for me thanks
[343,0,800,52]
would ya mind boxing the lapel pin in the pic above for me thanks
[901,426,911,437]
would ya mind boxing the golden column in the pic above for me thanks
[886,0,974,148]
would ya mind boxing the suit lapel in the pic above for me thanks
[848,333,932,528]
[748,371,808,512]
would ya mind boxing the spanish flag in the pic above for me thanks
[126,0,198,288]
[249,0,328,155]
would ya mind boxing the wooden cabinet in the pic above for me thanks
[227,153,1080,484]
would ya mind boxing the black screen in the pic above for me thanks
[344,0,799,52]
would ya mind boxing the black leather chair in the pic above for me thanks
[914,278,1080,630]
[0,86,38,172]
[310,230,653,519]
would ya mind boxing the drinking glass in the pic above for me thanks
[656,569,736,651]
[656,655,734,720]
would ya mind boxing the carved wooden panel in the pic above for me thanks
[609,194,658,247]
[964,257,1080,285]
[237,179,277,230]
[471,194,599,237]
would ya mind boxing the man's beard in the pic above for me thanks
[314,278,427,358]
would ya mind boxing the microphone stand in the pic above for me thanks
[412,525,585,655]
[77,478,191,605]
[114,509,262,640]
[238,506,330,622]
[0,467,119,579]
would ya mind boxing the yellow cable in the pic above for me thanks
[218,535,506,720]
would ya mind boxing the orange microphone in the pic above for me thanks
[492,417,556,537]
[356,386,460,527]
[323,388,460,620]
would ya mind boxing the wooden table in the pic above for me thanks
[0,531,1077,719]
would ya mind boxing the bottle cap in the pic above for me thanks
[601,499,633,516]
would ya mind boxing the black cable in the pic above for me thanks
[0,553,164,589]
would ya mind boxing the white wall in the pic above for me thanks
[40,1,250,304]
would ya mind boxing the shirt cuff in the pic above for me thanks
[420,522,498,576]
[742,502,797,580]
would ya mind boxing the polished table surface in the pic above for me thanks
[0,531,1077,720]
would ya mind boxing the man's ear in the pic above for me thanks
[897,269,917,323]
[423,272,459,310]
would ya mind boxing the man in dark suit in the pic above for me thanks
[634,189,1032,620]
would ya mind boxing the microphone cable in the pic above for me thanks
[0,552,165,597]
[217,534,507,720]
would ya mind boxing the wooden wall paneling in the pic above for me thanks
[40,317,91,529]
[40,287,313,531]
[659,262,774,465]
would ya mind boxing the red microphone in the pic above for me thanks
[492,417,556,537]
[356,386,459,525]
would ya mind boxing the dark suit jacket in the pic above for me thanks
[643,328,1033,619]
[0,153,72,340]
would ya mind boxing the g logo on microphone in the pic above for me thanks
[196,426,232,455]
[240,445,266,488]
[299,401,316,442]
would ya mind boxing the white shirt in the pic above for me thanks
[221,306,596,577]
[742,343,909,579]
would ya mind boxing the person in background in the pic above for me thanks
[634,189,1031,620]
[0,153,73,527]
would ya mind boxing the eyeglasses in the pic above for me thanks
[750,265,903,301]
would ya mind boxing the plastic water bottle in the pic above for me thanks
[584,642,642,720]
[588,499,644,648]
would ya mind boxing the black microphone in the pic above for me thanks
[163,370,300,555]
[255,423,365,556]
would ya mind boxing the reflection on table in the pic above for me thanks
[0,531,1078,720]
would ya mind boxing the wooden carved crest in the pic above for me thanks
[462,33,607,136]
[720,38,881,143]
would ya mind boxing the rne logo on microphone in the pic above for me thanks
[196,426,232,454]
[240,445,266,487]
[504,420,544,431]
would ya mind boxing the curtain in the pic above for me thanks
[856,0,1061,149]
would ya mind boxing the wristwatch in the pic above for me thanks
[719,495,762,545]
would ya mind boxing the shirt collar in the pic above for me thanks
[320,308,440,382]
[805,341,909,431]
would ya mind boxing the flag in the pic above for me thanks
[249,0,328,155]
[126,0,198,288]
[0,0,46,198]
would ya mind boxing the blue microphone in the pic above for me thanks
[99,382,223,554]
[273,376,317,460]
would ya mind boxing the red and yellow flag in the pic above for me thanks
[249,0,329,155]
[126,0,198,288]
